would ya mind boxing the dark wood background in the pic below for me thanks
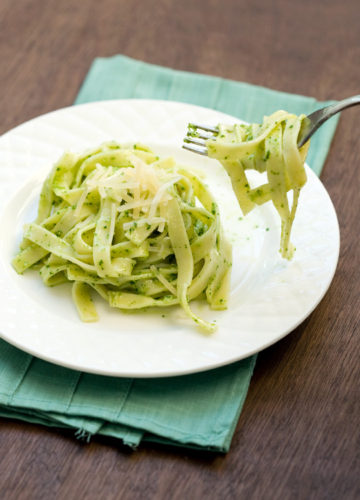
[0,1,359,499]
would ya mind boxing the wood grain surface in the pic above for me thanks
[0,0,359,499]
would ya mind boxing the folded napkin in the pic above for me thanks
[0,55,339,452]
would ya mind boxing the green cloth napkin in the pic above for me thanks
[0,55,339,452]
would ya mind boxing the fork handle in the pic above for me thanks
[298,95,360,147]
[309,95,360,124]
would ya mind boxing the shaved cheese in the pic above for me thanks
[74,186,89,217]
[150,265,177,296]
[118,197,153,213]
[148,175,181,219]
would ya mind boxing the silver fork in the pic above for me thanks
[182,95,360,156]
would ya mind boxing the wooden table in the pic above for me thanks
[1,1,359,498]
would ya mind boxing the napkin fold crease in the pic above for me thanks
[0,55,339,452]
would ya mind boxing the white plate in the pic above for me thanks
[0,99,339,377]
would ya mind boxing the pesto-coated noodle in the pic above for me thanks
[205,111,310,259]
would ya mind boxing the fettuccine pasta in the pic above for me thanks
[205,111,310,259]
[13,142,232,332]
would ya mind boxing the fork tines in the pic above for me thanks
[182,122,219,156]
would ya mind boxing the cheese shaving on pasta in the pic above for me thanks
[12,142,232,332]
